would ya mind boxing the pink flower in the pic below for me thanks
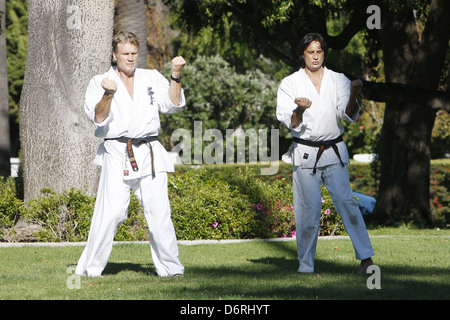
[291,231,296,237]
[256,204,263,211]
[212,222,219,228]
[321,198,325,204]
[324,208,331,215]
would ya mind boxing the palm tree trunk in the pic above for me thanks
[115,0,148,68]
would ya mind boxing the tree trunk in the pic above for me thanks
[373,0,449,226]
[115,0,148,68]
[376,102,435,226]
[146,0,177,70]
[0,0,11,178]
[20,0,115,201]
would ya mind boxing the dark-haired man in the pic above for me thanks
[276,33,374,274]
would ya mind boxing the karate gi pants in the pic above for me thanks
[75,152,184,277]
[292,163,374,273]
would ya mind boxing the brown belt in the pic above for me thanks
[105,136,159,178]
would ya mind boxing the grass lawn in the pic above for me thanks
[0,228,448,303]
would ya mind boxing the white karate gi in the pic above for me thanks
[277,67,374,273]
[75,67,185,277]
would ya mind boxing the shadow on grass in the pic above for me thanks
[103,262,157,276]
[97,240,449,300]
[179,259,449,299]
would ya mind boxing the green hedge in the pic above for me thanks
[1,160,448,241]
[346,161,450,227]
[257,160,449,227]
[0,177,23,229]
[0,167,346,242]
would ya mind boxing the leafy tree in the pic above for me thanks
[0,0,10,177]
[166,0,450,227]
[159,55,287,160]
[170,8,290,78]
[0,0,9,177]
[5,0,27,158]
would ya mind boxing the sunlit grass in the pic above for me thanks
[0,228,448,300]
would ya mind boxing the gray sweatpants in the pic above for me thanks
[292,163,374,273]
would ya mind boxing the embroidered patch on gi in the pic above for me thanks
[124,170,129,176]
[147,87,155,105]
[303,153,309,159]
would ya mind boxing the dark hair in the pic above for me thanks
[297,33,328,68]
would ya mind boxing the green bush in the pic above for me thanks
[169,167,347,239]
[429,165,450,227]
[319,186,348,236]
[24,188,95,242]
[0,177,23,229]
[169,168,258,239]
[115,191,149,241]
[348,163,379,197]
[347,161,450,227]
[22,188,149,242]
[12,161,450,241]
[0,167,357,242]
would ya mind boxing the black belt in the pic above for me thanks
[293,135,344,174]
[105,136,159,178]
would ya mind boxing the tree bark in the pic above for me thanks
[146,0,177,70]
[373,0,450,226]
[115,0,148,68]
[20,0,115,201]
[167,0,449,227]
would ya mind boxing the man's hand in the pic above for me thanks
[345,79,363,118]
[169,56,186,106]
[350,79,363,97]
[291,97,312,128]
[171,56,186,77]
[101,78,117,96]
[94,78,117,123]
[294,97,312,109]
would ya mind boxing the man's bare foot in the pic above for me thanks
[357,258,374,274]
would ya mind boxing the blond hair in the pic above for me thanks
[112,31,140,53]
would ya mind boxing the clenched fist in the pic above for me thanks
[171,56,186,77]
[350,79,363,96]
[101,78,117,96]
[294,97,312,109]
[291,97,312,129]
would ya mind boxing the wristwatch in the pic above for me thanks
[171,75,182,83]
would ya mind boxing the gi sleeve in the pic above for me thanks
[84,75,112,126]
[335,73,360,122]
[276,77,305,132]
[154,71,186,114]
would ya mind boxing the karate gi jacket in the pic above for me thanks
[84,66,185,179]
[276,67,359,168]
